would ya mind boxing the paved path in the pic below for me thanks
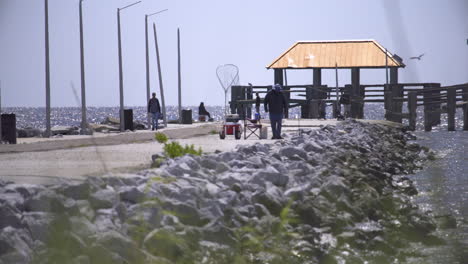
[0,119,401,185]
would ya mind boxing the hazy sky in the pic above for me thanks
[0,0,467,107]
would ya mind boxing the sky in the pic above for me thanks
[0,0,467,107]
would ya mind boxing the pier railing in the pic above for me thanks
[386,83,468,131]
[230,83,468,131]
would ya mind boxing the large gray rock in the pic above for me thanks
[21,212,55,243]
[250,170,289,187]
[279,146,308,160]
[94,230,145,263]
[89,188,119,210]
[0,227,32,264]
[119,186,145,204]
[24,190,66,213]
[0,203,22,229]
[60,182,91,200]
[0,192,24,211]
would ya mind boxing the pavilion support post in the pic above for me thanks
[390,67,398,84]
[350,68,361,119]
[463,86,468,131]
[274,69,288,118]
[447,87,456,131]
[313,69,325,119]
[407,92,417,131]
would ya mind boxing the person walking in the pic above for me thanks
[255,92,261,114]
[264,84,287,139]
[339,92,351,118]
[148,92,161,130]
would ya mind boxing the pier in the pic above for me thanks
[230,40,468,131]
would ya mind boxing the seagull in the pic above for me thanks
[410,53,425,60]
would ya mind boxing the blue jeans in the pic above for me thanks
[151,112,160,130]
[269,113,283,139]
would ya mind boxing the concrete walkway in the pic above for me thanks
[0,119,401,185]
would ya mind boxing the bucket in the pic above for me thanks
[260,126,268,139]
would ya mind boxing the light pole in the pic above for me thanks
[79,0,88,134]
[44,0,51,137]
[177,28,181,123]
[117,1,141,132]
[145,9,167,129]
[153,22,167,128]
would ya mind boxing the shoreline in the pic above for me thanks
[0,120,447,263]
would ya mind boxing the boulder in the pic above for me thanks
[24,190,66,212]
[119,186,145,204]
[94,230,145,263]
[0,203,23,229]
[60,182,91,200]
[89,189,119,210]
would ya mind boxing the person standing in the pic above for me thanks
[255,92,261,114]
[264,84,287,139]
[339,93,351,118]
[148,92,161,130]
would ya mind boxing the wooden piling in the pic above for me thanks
[431,83,442,126]
[423,85,432,131]
[463,86,468,131]
[391,84,403,123]
[408,91,417,131]
[447,88,456,131]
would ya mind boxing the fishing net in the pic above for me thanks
[216,64,239,115]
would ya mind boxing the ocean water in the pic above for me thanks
[410,131,468,263]
[3,103,465,131]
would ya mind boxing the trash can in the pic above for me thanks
[124,109,134,131]
[1,114,17,144]
[181,109,192,124]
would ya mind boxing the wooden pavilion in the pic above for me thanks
[266,39,405,118]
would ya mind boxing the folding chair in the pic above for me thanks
[244,118,262,139]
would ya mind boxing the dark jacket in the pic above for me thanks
[264,90,287,115]
[255,96,261,108]
[148,98,161,113]
[199,104,209,116]
[339,94,350,105]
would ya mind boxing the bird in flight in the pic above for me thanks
[410,53,425,60]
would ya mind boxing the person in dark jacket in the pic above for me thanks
[264,84,287,139]
[339,93,351,118]
[199,102,211,119]
[255,92,261,114]
[148,92,161,130]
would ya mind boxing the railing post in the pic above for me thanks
[408,91,417,131]
[463,86,468,131]
[358,85,365,119]
[391,84,403,123]
[447,87,456,131]
[432,83,442,126]
[350,84,360,119]
[423,84,432,132]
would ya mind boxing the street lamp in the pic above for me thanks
[145,9,167,129]
[117,1,141,132]
[79,0,89,134]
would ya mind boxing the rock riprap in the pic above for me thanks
[0,120,441,263]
